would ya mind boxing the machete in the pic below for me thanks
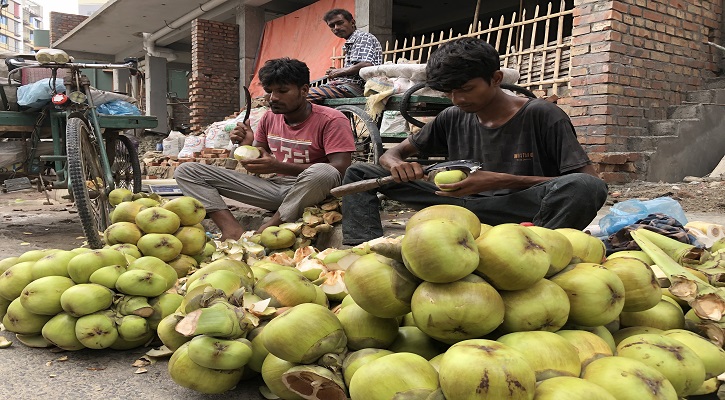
[330,159,483,198]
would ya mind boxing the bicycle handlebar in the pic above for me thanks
[7,58,137,70]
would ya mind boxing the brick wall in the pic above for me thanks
[49,12,88,44]
[565,0,722,183]
[170,99,191,131]
[189,19,240,133]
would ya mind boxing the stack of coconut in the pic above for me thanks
[0,193,215,350]
[152,204,725,399]
[2,197,725,399]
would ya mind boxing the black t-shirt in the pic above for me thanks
[411,98,591,179]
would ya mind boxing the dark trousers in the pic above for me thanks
[341,163,608,245]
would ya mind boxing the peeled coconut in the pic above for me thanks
[401,218,479,283]
[534,376,617,400]
[619,296,685,330]
[556,228,606,263]
[602,257,661,312]
[662,329,725,379]
[406,204,481,238]
[19,276,75,315]
[612,326,664,346]
[497,331,582,381]
[342,348,394,387]
[582,356,677,400]
[349,353,439,400]
[616,333,706,397]
[168,342,244,394]
[233,145,261,160]
[2,298,53,334]
[262,303,346,364]
[497,278,570,333]
[388,326,441,360]
[261,354,304,400]
[344,253,419,318]
[411,274,504,343]
[549,263,625,327]
[555,330,614,369]
[527,226,574,277]
[475,223,550,290]
[438,339,536,400]
[336,302,399,350]
[253,269,318,307]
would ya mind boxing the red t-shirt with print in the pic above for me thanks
[254,104,356,165]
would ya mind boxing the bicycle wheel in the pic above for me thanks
[110,134,142,193]
[336,105,383,164]
[66,116,109,249]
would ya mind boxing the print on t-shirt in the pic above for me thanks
[267,134,312,164]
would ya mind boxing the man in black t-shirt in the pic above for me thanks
[340,37,608,246]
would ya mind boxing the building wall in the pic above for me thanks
[189,19,240,133]
[49,11,87,44]
[0,0,25,52]
[565,0,722,182]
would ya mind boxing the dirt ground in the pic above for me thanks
[606,179,725,214]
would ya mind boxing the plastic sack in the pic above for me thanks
[17,78,66,108]
[97,100,141,116]
[599,197,688,236]
[379,111,408,135]
[204,121,231,150]
[162,130,185,157]
[177,135,205,158]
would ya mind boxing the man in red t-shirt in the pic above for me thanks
[175,58,356,241]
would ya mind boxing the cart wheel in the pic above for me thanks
[400,82,430,129]
[110,134,142,193]
[66,117,109,249]
[336,105,383,164]
[400,82,538,128]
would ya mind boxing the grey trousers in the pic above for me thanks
[341,163,608,245]
[174,162,342,222]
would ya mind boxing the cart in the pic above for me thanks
[0,55,157,248]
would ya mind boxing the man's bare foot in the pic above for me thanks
[220,227,245,242]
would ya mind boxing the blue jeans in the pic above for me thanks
[341,163,608,245]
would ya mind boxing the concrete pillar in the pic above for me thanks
[237,5,265,108]
[355,0,393,49]
[112,68,130,94]
[145,55,169,134]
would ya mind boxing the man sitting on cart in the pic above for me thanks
[340,37,608,246]
[307,8,383,103]
[175,58,356,241]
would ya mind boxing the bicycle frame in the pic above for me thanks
[7,58,142,192]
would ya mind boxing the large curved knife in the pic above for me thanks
[330,160,482,198]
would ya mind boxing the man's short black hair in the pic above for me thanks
[258,58,310,88]
[426,37,501,92]
[323,8,353,22]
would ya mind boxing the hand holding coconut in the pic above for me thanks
[239,148,279,175]
[229,119,253,146]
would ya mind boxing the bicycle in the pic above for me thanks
[1,53,157,248]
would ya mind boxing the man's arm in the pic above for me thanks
[242,142,351,177]
[378,138,429,182]
[435,163,602,197]
[327,61,373,79]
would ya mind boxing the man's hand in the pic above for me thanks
[325,68,345,79]
[434,170,503,197]
[230,120,253,146]
[240,147,278,174]
[435,170,553,197]
[388,160,426,183]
